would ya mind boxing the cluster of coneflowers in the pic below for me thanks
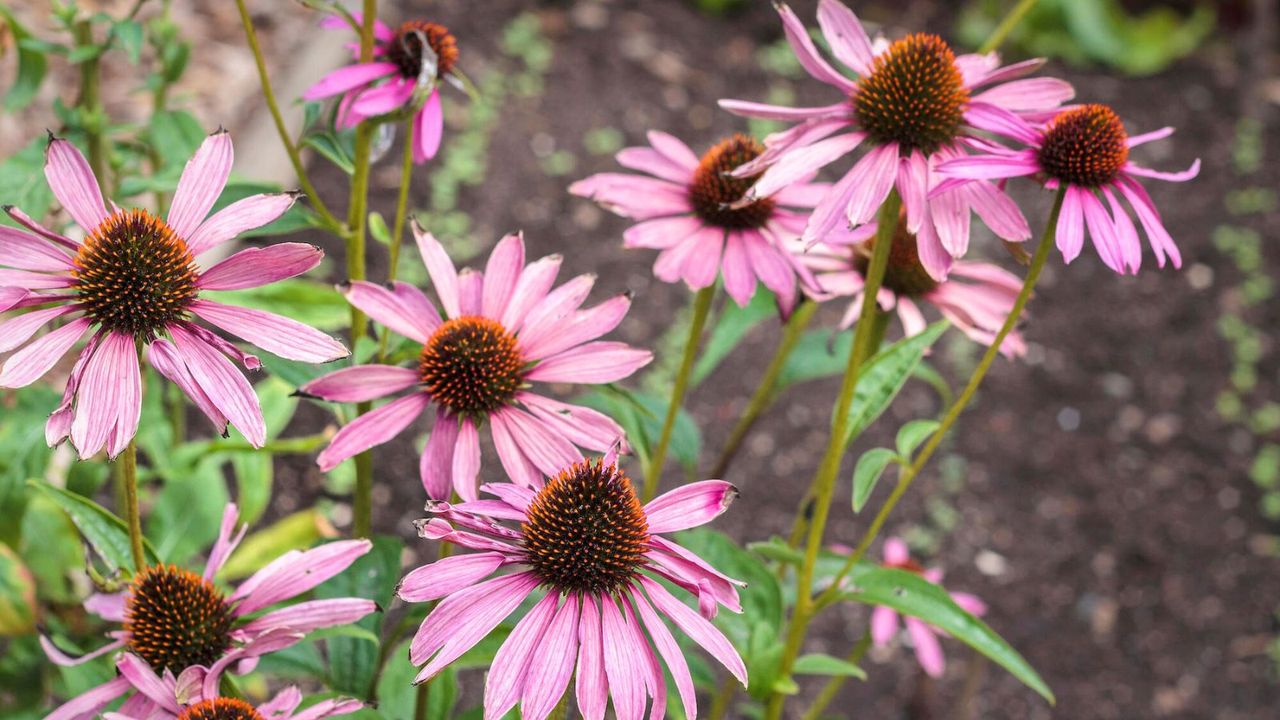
[0,2,1197,719]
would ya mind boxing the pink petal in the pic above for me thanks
[615,146,690,184]
[499,407,583,479]
[720,235,756,307]
[520,293,632,361]
[410,572,539,679]
[458,269,483,319]
[644,480,739,533]
[486,593,560,720]
[1057,185,1086,264]
[115,653,178,712]
[45,137,109,232]
[45,676,131,720]
[1127,127,1174,148]
[413,226,461,319]
[84,591,127,622]
[232,539,372,615]
[679,228,724,289]
[349,77,414,117]
[519,393,623,453]
[198,243,322,291]
[4,204,78,250]
[0,268,73,290]
[105,333,144,459]
[951,591,988,616]
[568,173,692,220]
[489,410,543,488]
[148,338,228,436]
[526,341,652,384]
[938,150,1041,181]
[775,2,856,91]
[870,605,899,646]
[600,596,646,720]
[452,418,482,501]
[844,142,900,228]
[302,62,399,101]
[646,131,700,169]
[168,131,234,239]
[500,254,562,332]
[238,598,376,636]
[169,323,267,446]
[65,332,134,458]
[622,215,703,251]
[1103,186,1143,272]
[816,0,875,75]
[205,503,247,580]
[1081,190,1126,274]
[958,180,1030,242]
[0,304,74,353]
[522,595,581,720]
[190,299,349,363]
[341,280,440,344]
[744,230,797,302]
[40,634,125,667]
[1123,159,1201,183]
[0,226,74,271]
[186,193,300,257]
[421,410,458,500]
[632,589,697,719]
[906,617,946,677]
[482,232,526,320]
[413,89,444,163]
[300,364,420,403]
[518,273,597,345]
[397,552,505,603]
[576,596,608,720]
[972,78,1075,113]
[749,132,863,200]
[1116,176,1182,268]
[637,576,747,685]
[316,392,429,470]
[715,99,850,122]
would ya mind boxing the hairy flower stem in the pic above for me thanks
[764,192,900,719]
[642,285,716,502]
[117,438,147,572]
[709,299,817,480]
[800,633,872,720]
[378,117,418,361]
[73,21,109,198]
[978,0,1041,55]
[812,186,1066,616]
[234,0,343,234]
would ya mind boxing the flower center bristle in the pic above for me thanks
[176,698,264,720]
[418,316,524,417]
[522,459,650,595]
[73,209,199,340]
[124,564,234,673]
[853,33,969,154]
[386,20,458,79]
[688,134,776,230]
[854,217,939,296]
[1037,104,1129,187]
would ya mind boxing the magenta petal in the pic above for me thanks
[575,596,608,720]
[451,418,481,502]
[237,598,376,636]
[1056,185,1086,264]
[973,78,1075,113]
[350,77,414,117]
[413,89,444,163]
[715,99,850,122]
[816,0,875,74]
[844,143,900,228]
[0,268,74,290]
[168,132,234,239]
[0,226,74,271]
[397,551,505,603]
[66,332,134,459]
[870,605,899,646]
[317,392,429,471]
[644,480,739,533]
[303,62,399,101]
[638,576,747,685]
[186,193,300,257]
[204,503,247,580]
[527,341,653,385]
[485,592,560,720]
[498,407,583,477]
[341,280,440,344]
[632,590,697,719]
[938,150,1040,181]
[518,393,624,453]
[198,243,322,291]
[410,572,538,680]
[750,132,863,200]
[413,227,462,319]
[522,594,581,720]
[45,137,109,232]
[148,338,228,436]
[300,364,420,403]
[481,232,526,320]
[906,617,946,677]
[190,299,348,363]
[518,274,596,346]
[168,323,267,446]
[232,539,372,615]
[115,653,180,712]
[420,410,458,500]
[45,676,131,720]
[0,304,74,353]
[489,410,543,489]
[5,205,78,250]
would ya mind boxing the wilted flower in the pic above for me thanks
[398,448,747,720]
[938,103,1200,274]
[570,131,822,313]
[0,133,348,458]
[302,228,651,501]
[43,504,374,720]
[719,0,1073,278]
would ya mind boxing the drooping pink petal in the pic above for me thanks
[1127,127,1174,148]
[451,418,482,501]
[481,232,525,320]
[340,280,440,344]
[45,676,131,720]
[499,407,583,478]
[290,698,364,720]
[526,341,653,384]
[576,596,608,720]
[638,576,747,684]
[410,572,539,679]
[600,597,646,720]
[231,539,372,615]
[1116,176,1181,268]
[0,226,74,271]
[744,230,798,303]
[186,193,300,257]
[870,605,899,646]
[147,338,228,436]
[1103,186,1143,272]
[420,411,458,500]
[413,226,462,319]
[197,243,322,291]
[622,215,702,251]
[397,552,506,603]
[316,392,430,471]
[679,228,724,290]
[4,205,79,250]
[522,594,581,720]
[774,2,856,92]
[301,364,421,403]
[64,332,132,458]
[644,480,739,533]
[0,304,74,353]
[915,217,954,281]
[303,62,399,101]
[189,299,349,363]
[204,504,247,580]
[844,142,901,228]
[715,99,851,122]
[40,634,125,667]
[962,56,1044,89]
[489,409,544,489]
[720,235,756,306]
[349,77,414,117]
[1123,159,1201,183]
[958,180,1031,242]
[45,137,109,232]
[747,132,864,200]
[1056,185,1087,264]
[485,592,559,720]
[115,653,180,713]
[413,89,444,163]
[621,598,667,720]
[105,334,144,459]
[168,323,266,446]
[238,598,376,636]
[168,132,234,239]
[632,589,697,719]
[1081,190,1126,274]
[906,616,946,677]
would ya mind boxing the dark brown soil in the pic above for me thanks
[283,1,1280,718]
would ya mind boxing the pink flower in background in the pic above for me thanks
[43,504,374,720]
[0,133,348,459]
[938,103,1200,274]
[398,448,746,720]
[870,537,988,678]
[570,132,822,314]
[302,227,651,501]
[101,656,361,720]
[304,14,461,163]
[719,0,1073,278]
[798,218,1027,357]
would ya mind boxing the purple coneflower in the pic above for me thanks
[302,228,651,501]
[398,448,747,720]
[869,537,988,678]
[303,13,460,163]
[719,0,1073,278]
[797,217,1027,357]
[43,504,375,720]
[570,132,822,313]
[0,132,348,457]
[937,103,1200,274]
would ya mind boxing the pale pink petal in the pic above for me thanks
[963,56,1044,88]
[65,332,132,458]
[576,597,608,720]
[744,230,797,302]
[45,676,131,720]
[638,576,747,684]
[715,99,850,122]
[482,232,525,320]
[972,78,1075,113]
[1081,191,1126,274]
[520,293,632,360]
[1103,186,1143,272]
[679,228,724,289]
[775,2,856,91]
[186,193,300,256]
[204,503,247,580]
[105,335,143,459]
[452,418,482,501]
[569,173,692,220]
[197,243,322,291]
[1123,160,1201,183]
[600,597,646,720]
[340,280,439,344]
[84,591,127,622]
[397,552,505,603]
[870,605,899,646]
[238,598,375,636]
[170,324,266,446]
[0,304,75,353]
[302,62,399,101]
[45,137,109,232]
[301,364,420,403]
[518,393,625,453]
[420,410,457,500]
[915,217,954,281]
[633,589,697,719]
[896,296,928,337]
[486,592,560,720]
[115,653,179,712]
[844,143,901,228]
[489,410,543,488]
[621,598,666,720]
[615,146,690,184]
[959,180,1031,242]
[148,337,228,436]
[1057,185,1086,264]
[0,226,74,271]
[190,299,349,363]
[517,273,597,345]
[413,226,462,319]
[720,235,755,307]
[410,572,539,678]
[526,341,652,384]
[816,0,876,74]
[644,480,739,533]
[316,393,429,470]
[906,617,946,677]
[522,595,581,720]
[456,269,483,322]
[748,132,863,200]
[500,407,583,478]
[1127,127,1174,148]
[168,132,234,239]
[413,89,444,163]
[622,215,702,250]
[501,254,562,332]
[290,698,364,720]
[231,539,372,615]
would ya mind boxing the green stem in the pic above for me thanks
[800,633,872,720]
[707,674,738,720]
[234,0,343,233]
[117,439,147,572]
[978,0,1040,55]
[642,285,715,502]
[378,116,417,361]
[708,299,817,480]
[73,20,109,198]
[763,191,901,720]
[412,682,430,720]
[812,186,1066,614]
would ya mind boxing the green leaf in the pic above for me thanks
[215,279,348,332]
[320,535,401,694]
[692,289,776,385]
[217,510,334,580]
[895,419,940,457]
[845,566,1053,703]
[843,322,948,444]
[67,43,105,64]
[147,458,229,565]
[304,132,356,175]
[368,211,392,245]
[0,137,55,227]
[777,329,853,389]
[852,448,898,513]
[147,110,206,170]
[29,482,160,573]
[576,387,701,471]
[747,537,804,565]
[378,641,458,720]
[793,653,867,679]
[0,543,37,636]
[113,20,144,64]
[0,9,48,111]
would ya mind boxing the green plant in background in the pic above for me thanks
[957,0,1215,75]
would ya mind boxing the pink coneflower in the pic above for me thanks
[0,133,348,458]
[303,14,460,163]
[302,227,652,501]
[103,654,361,720]
[397,448,747,720]
[719,0,1073,278]
[570,132,823,312]
[870,537,988,678]
[43,504,375,720]
[798,217,1026,357]
[937,103,1200,274]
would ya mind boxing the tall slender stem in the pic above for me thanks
[800,633,872,720]
[763,191,901,720]
[117,439,147,572]
[378,117,417,361]
[709,299,816,480]
[642,285,716,502]
[73,21,109,196]
[234,0,343,233]
[812,187,1066,613]
[978,0,1040,54]
[412,681,430,720]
